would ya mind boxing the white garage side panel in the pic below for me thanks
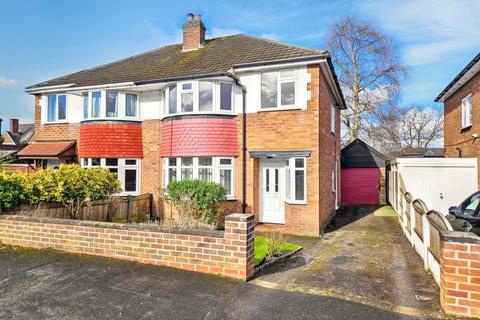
[394,158,477,215]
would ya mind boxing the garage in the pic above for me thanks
[341,139,387,205]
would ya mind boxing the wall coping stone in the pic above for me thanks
[0,214,224,238]
[440,230,480,245]
[225,213,254,222]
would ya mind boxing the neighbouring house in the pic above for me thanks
[386,147,445,159]
[0,118,35,173]
[341,139,387,205]
[435,52,480,181]
[22,13,345,236]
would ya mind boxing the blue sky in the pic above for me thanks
[0,0,479,131]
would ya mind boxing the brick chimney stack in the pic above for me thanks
[10,119,18,133]
[182,13,205,51]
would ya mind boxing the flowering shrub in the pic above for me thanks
[0,171,30,210]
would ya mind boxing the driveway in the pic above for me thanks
[1,242,424,320]
[254,205,445,319]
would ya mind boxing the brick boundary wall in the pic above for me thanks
[0,213,255,281]
[441,232,480,317]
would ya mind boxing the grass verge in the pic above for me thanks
[254,236,301,267]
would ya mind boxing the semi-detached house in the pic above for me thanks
[20,13,345,236]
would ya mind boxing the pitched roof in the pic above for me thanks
[341,139,387,168]
[4,123,34,146]
[17,140,76,159]
[27,34,327,90]
[435,52,480,102]
[387,147,445,159]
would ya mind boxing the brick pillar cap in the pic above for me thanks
[441,231,480,245]
[225,213,254,222]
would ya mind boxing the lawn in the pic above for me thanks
[254,236,302,267]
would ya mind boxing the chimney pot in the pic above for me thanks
[9,119,19,134]
[182,12,206,51]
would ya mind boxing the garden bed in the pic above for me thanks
[254,236,302,269]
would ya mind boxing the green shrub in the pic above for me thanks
[132,212,148,223]
[0,170,30,210]
[264,232,287,258]
[163,179,227,227]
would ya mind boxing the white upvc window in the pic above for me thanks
[261,69,297,109]
[164,80,234,116]
[462,94,473,128]
[331,105,336,134]
[163,156,235,198]
[82,91,139,120]
[285,157,306,204]
[46,94,67,122]
[81,158,140,195]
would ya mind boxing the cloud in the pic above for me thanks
[359,0,480,66]
[0,76,16,87]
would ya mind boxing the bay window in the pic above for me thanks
[82,91,139,120]
[164,80,234,116]
[285,157,306,203]
[261,69,297,109]
[106,91,118,118]
[164,157,235,198]
[47,94,67,122]
[82,158,140,195]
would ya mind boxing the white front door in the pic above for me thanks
[260,159,285,224]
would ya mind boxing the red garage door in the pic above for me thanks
[341,168,380,205]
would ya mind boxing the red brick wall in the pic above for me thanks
[441,238,480,317]
[160,117,238,157]
[142,120,162,213]
[0,213,255,281]
[79,123,143,158]
[444,71,480,185]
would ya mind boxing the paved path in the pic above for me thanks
[0,242,424,320]
[254,205,445,319]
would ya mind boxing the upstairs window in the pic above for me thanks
[462,94,473,128]
[125,93,138,117]
[47,94,67,122]
[106,91,118,118]
[180,83,194,112]
[261,69,296,109]
[91,91,101,118]
[164,80,234,116]
[83,93,89,119]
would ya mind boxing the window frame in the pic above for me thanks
[285,157,307,204]
[461,94,473,129]
[163,156,235,198]
[125,92,139,118]
[331,105,336,134]
[163,80,235,117]
[81,158,141,196]
[46,93,68,123]
[105,90,119,118]
[261,69,297,110]
[82,90,140,121]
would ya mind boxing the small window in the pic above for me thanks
[332,170,336,193]
[83,93,89,119]
[198,157,213,181]
[181,157,193,179]
[219,158,232,165]
[91,91,101,118]
[83,158,89,166]
[220,83,233,111]
[261,72,278,109]
[181,83,193,112]
[280,82,295,106]
[168,85,177,114]
[331,105,336,133]
[220,168,233,195]
[106,158,118,166]
[125,93,138,117]
[125,159,137,165]
[58,95,67,120]
[106,91,118,118]
[462,94,473,128]
[198,82,213,111]
[91,158,101,166]
[47,95,57,122]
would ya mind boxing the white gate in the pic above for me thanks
[389,158,477,214]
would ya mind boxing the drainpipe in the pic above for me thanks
[226,73,247,214]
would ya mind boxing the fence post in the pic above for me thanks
[126,195,132,222]
[148,193,153,220]
[423,214,429,271]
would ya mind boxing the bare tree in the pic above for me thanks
[326,16,407,142]
[366,106,443,153]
